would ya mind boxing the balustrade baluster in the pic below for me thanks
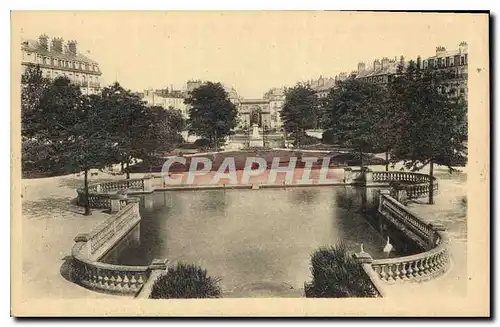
[138,274,145,287]
[386,264,395,282]
[393,263,402,281]
[410,260,418,278]
[130,275,137,289]
[422,258,430,275]
[416,260,424,277]
[116,274,123,290]
[400,262,408,280]
[427,255,436,274]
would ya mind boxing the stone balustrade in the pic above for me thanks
[71,192,168,296]
[371,244,448,283]
[354,190,450,285]
[71,243,151,296]
[74,169,448,297]
[350,170,450,290]
[371,171,431,184]
[98,178,145,193]
[378,191,436,249]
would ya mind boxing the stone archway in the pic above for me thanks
[250,105,262,126]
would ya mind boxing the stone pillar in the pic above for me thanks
[364,169,373,186]
[353,251,373,264]
[110,194,126,213]
[149,258,168,271]
[96,184,101,193]
[378,189,391,212]
[143,175,153,193]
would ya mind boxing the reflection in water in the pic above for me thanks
[104,187,418,293]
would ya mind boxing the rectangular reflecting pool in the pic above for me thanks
[102,187,401,296]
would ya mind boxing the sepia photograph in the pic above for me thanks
[10,10,490,317]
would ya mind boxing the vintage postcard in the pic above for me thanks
[11,11,490,317]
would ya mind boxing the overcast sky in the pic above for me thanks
[15,11,479,98]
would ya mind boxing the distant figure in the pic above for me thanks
[383,236,393,257]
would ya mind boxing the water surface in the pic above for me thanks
[103,187,405,294]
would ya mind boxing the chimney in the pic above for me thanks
[357,62,366,72]
[436,46,446,57]
[67,40,77,56]
[416,55,422,69]
[39,34,49,50]
[51,37,63,53]
[459,41,468,54]
[373,59,382,71]
[381,57,390,69]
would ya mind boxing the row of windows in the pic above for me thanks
[423,54,467,69]
[42,69,99,86]
[33,53,99,72]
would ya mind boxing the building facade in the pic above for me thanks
[21,34,102,95]
[262,87,285,129]
[422,42,468,98]
[302,42,468,101]
[355,57,403,85]
[142,88,189,118]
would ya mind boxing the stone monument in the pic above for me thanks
[249,123,264,147]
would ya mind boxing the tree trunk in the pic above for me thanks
[84,169,91,216]
[359,149,364,170]
[126,161,130,179]
[385,151,389,171]
[121,162,124,173]
[428,159,434,204]
[214,130,218,152]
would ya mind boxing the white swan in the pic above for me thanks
[383,236,393,255]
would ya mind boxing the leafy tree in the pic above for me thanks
[305,243,378,298]
[150,263,222,299]
[322,78,386,168]
[21,65,51,140]
[185,82,238,150]
[99,82,149,178]
[280,83,319,148]
[138,106,185,171]
[39,77,116,215]
[389,62,468,204]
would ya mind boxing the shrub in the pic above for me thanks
[149,263,222,299]
[193,138,211,149]
[305,243,377,298]
[321,129,337,145]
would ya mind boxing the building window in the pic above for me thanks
[464,54,468,65]
[445,57,450,67]
[79,63,83,70]
[460,56,465,65]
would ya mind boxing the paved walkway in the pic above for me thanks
[20,172,143,299]
[379,166,468,298]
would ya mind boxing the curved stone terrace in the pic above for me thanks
[20,161,467,299]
